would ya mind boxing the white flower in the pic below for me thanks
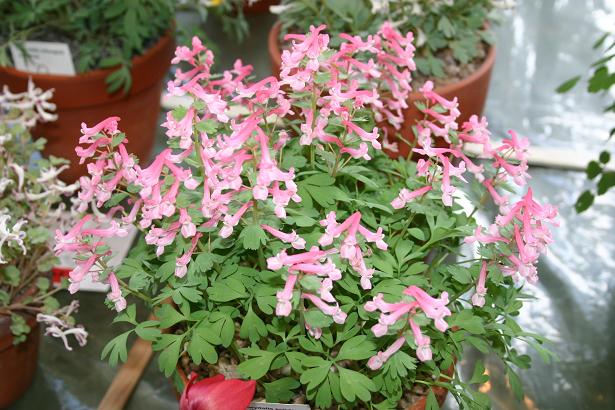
[0,214,27,264]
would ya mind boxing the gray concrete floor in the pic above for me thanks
[10,1,615,409]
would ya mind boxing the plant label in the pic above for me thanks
[10,41,76,75]
[248,403,310,410]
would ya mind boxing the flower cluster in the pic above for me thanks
[56,23,557,409]
[0,81,83,348]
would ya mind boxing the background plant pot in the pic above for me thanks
[243,0,278,13]
[174,362,452,410]
[0,32,175,183]
[0,312,40,408]
[267,21,496,159]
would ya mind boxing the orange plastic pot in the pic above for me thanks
[0,31,175,183]
[0,312,40,408]
[267,21,496,158]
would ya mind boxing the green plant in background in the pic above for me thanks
[0,80,86,349]
[0,0,251,93]
[557,32,615,213]
[273,0,513,80]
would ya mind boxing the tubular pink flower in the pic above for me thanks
[367,336,406,370]
[261,224,305,250]
[404,286,451,332]
[302,293,346,324]
[343,120,381,150]
[54,215,92,254]
[410,319,432,362]
[220,201,253,239]
[465,225,507,245]
[341,142,371,160]
[471,261,488,307]
[175,233,202,278]
[267,246,330,271]
[68,254,100,294]
[107,272,127,312]
[180,208,197,238]
[276,274,298,317]
[80,220,128,239]
[319,278,335,303]
[79,116,120,141]
[391,185,433,209]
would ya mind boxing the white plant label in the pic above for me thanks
[248,403,310,410]
[10,41,76,75]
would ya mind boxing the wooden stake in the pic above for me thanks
[97,337,154,410]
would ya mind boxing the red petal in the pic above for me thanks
[180,375,256,410]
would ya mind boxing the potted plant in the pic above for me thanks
[269,0,514,157]
[0,0,177,182]
[556,31,615,213]
[0,81,87,408]
[57,24,557,409]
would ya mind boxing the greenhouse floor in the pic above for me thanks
[10,1,615,409]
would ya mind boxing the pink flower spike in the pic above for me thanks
[471,261,488,307]
[262,225,306,250]
[367,336,406,370]
[409,319,432,362]
[302,293,347,324]
[276,274,298,317]
[404,286,451,332]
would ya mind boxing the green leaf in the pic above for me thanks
[425,389,439,410]
[264,377,301,403]
[101,331,131,367]
[437,16,455,38]
[239,306,268,343]
[556,75,581,93]
[336,336,376,361]
[239,224,267,250]
[338,366,376,402]
[2,266,20,287]
[469,360,489,384]
[155,304,185,329]
[135,321,161,341]
[304,309,334,328]
[172,106,189,121]
[599,150,611,164]
[506,367,525,401]
[207,277,247,302]
[158,335,183,377]
[188,328,218,365]
[597,171,615,195]
[237,350,279,380]
[575,190,594,213]
[299,361,331,390]
[586,160,602,179]
[450,309,485,334]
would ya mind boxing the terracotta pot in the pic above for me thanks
[243,0,278,13]
[174,362,453,410]
[267,21,497,158]
[0,31,176,183]
[0,312,40,408]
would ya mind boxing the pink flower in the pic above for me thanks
[367,336,406,370]
[180,208,197,238]
[465,225,507,245]
[276,274,298,317]
[391,186,432,209]
[410,319,432,362]
[261,224,305,249]
[107,273,126,312]
[220,201,253,238]
[471,261,488,307]
[404,286,450,332]
[302,293,347,324]
[267,246,330,271]
[175,233,202,278]
[180,373,256,410]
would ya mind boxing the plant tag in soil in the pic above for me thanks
[10,41,76,76]
[248,403,310,410]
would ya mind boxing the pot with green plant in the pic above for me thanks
[269,0,513,157]
[57,24,557,410]
[0,0,178,183]
[0,81,87,408]
[556,31,615,213]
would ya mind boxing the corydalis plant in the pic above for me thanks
[59,23,556,409]
[0,81,86,349]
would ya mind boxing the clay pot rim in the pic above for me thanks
[267,21,496,96]
[0,28,174,87]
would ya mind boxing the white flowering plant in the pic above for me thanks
[59,24,556,409]
[273,0,514,79]
[0,81,87,349]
